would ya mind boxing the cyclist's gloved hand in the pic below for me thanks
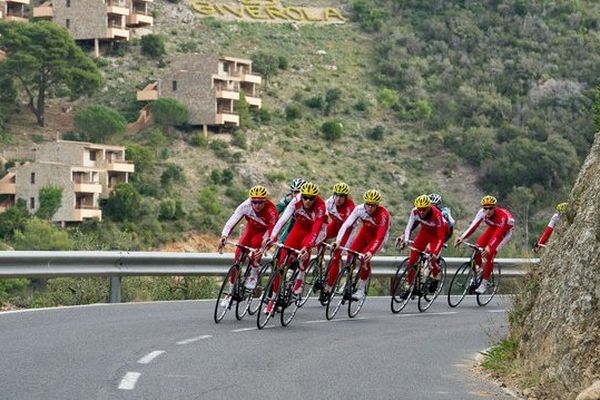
[299,247,310,261]
[262,236,273,251]
[532,244,541,254]
[395,235,405,249]
[218,236,226,253]
[363,251,373,263]
[454,237,463,248]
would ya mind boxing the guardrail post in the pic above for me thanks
[109,276,122,303]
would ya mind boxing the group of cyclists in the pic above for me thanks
[215,177,567,324]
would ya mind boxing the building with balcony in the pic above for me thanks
[0,140,135,223]
[32,0,152,57]
[137,54,262,136]
[1,0,30,22]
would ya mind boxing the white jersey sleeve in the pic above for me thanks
[548,213,560,229]
[404,209,418,240]
[336,204,364,243]
[460,208,486,240]
[221,199,252,238]
[270,194,299,240]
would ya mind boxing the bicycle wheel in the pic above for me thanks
[214,265,237,324]
[348,275,369,318]
[248,262,271,316]
[257,270,278,330]
[447,262,474,308]
[298,259,317,308]
[418,258,447,312]
[326,267,349,320]
[281,267,301,327]
[235,261,253,320]
[477,263,501,306]
[390,260,412,314]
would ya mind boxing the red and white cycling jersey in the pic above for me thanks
[336,203,391,254]
[537,212,560,245]
[271,194,327,248]
[403,206,446,255]
[221,198,278,238]
[460,207,515,249]
[325,196,355,225]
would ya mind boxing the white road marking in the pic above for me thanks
[304,319,328,324]
[232,327,258,332]
[487,309,507,313]
[398,311,457,317]
[137,350,165,364]
[176,335,212,345]
[118,372,141,390]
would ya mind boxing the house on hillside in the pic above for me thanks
[0,140,134,224]
[33,0,153,57]
[137,54,262,137]
[0,0,29,22]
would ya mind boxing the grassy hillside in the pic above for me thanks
[2,0,600,255]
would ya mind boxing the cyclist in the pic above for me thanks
[533,202,567,253]
[454,195,515,294]
[319,182,356,302]
[263,182,328,314]
[276,177,306,242]
[217,185,279,307]
[428,193,455,242]
[334,189,391,301]
[396,194,447,296]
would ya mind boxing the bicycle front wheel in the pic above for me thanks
[326,267,349,320]
[447,262,474,308]
[418,258,447,312]
[390,260,412,314]
[281,268,301,327]
[298,259,317,308]
[257,271,278,330]
[214,265,237,324]
[235,262,253,320]
[477,263,501,306]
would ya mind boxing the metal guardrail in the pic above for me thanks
[0,251,539,302]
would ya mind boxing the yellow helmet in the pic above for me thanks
[249,185,268,199]
[332,182,350,196]
[300,182,320,197]
[414,194,431,208]
[481,195,497,207]
[363,189,382,205]
[556,202,568,213]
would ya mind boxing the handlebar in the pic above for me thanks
[224,240,259,253]
[337,246,366,259]
[461,241,484,252]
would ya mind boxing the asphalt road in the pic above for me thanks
[0,296,514,400]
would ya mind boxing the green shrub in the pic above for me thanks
[209,139,231,160]
[150,98,188,126]
[13,218,73,250]
[0,199,29,240]
[141,34,166,59]
[161,163,185,188]
[231,130,247,149]
[225,185,247,203]
[367,125,385,141]
[158,198,185,220]
[321,121,343,141]
[189,133,208,147]
[35,185,62,220]
[254,108,271,123]
[103,183,142,222]
[354,99,369,111]
[285,104,302,120]
[278,55,288,70]
[377,88,399,108]
[350,0,387,32]
[305,96,324,109]
[74,105,127,143]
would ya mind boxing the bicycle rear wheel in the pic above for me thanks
[257,271,278,330]
[477,263,501,306]
[214,265,237,324]
[298,259,317,308]
[281,268,301,327]
[447,262,474,308]
[390,260,412,314]
[418,258,447,312]
[326,267,349,320]
[348,276,369,318]
[248,262,271,316]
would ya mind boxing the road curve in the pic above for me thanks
[0,296,514,400]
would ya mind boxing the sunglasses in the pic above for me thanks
[251,200,265,205]
[483,206,495,210]
[301,195,316,201]
[333,193,347,197]
[417,207,429,212]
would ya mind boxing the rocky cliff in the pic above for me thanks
[514,132,600,399]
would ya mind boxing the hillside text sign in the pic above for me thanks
[191,0,346,23]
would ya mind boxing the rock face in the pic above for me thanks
[514,132,600,399]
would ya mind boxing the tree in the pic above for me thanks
[324,88,342,115]
[13,218,72,250]
[506,186,534,245]
[0,198,29,239]
[251,52,278,89]
[0,21,102,127]
[102,183,142,222]
[141,34,166,59]
[150,98,188,127]
[321,121,343,141]
[35,185,62,220]
[235,93,252,129]
[74,105,127,143]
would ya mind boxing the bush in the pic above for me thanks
[140,34,166,59]
[278,56,288,70]
[367,125,385,141]
[158,198,185,220]
[377,88,399,108]
[103,183,142,222]
[354,99,369,111]
[161,163,185,188]
[74,105,127,143]
[305,96,324,109]
[231,130,247,149]
[13,218,73,250]
[254,108,271,123]
[0,199,29,239]
[285,104,302,120]
[321,121,343,141]
[189,133,208,147]
[150,98,188,127]
[35,185,62,220]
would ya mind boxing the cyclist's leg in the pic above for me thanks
[326,228,351,288]
[482,229,511,280]
[283,227,308,293]
[474,227,494,267]
[348,232,371,295]
[407,231,428,284]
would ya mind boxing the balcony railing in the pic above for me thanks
[74,182,103,194]
[215,89,240,101]
[32,5,53,18]
[72,208,102,221]
[0,182,17,195]
[215,113,240,126]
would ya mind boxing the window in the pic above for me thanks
[89,151,96,161]
[66,0,70,7]
[172,80,177,91]
[30,173,35,184]
[30,197,35,209]
[66,19,70,28]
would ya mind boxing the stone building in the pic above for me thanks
[0,140,134,223]
[137,54,262,136]
[0,0,29,22]
[33,0,153,57]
